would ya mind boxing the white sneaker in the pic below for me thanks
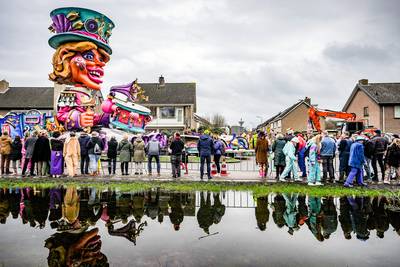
[308,182,316,186]
[279,178,287,182]
[315,182,323,186]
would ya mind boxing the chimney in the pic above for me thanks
[0,79,9,94]
[158,75,165,87]
[358,79,368,86]
[304,97,311,105]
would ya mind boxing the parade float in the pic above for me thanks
[0,110,57,138]
[47,7,152,133]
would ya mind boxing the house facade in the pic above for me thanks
[342,79,400,133]
[257,97,324,134]
[137,76,197,132]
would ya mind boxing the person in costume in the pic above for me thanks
[48,7,115,131]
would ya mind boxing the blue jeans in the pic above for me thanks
[298,147,307,177]
[345,167,364,185]
[200,155,211,178]
[148,155,160,174]
[89,154,100,173]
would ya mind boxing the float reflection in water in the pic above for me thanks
[0,187,400,266]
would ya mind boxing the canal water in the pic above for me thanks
[0,187,399,267]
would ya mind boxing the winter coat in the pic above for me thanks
[272,138,286,166]
[146,140,161,156]
[320,137,336,157]
[9,139,22,161]
[255,138,269,164]
[87,137,103,155]
[371,135,389,154]
[24,136,37,159]
[118,139,132,162]
[32,136,51,162]
[78,135,90,156]
[50,138,64,152]
[213,140,225,156]
[107,139,118,159]
[255,197,270,229]
[364,139,374,158]
[385,143,400,167]
[0,135,12,155]
[63,137,81,158]
[170,138,184,155]
[282,141,296,161]
[338,138,352,155]
[297,136,307,150]
[348,142,365,169]
[133,138,146,162]
[197,135,214,157]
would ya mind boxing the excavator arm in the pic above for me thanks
[308,106,356,132]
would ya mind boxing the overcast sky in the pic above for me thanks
[1,0,399,128]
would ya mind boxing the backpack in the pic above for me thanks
[94,143,102,155]
[148,141,160,155]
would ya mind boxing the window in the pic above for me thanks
[177,108,183,122]
[395,105,400,119]
[363,106,369,117]
[149,106,157,118]
[277,120,281,127]
[160,107,176,119]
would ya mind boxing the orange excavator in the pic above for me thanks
[308,106,363,134]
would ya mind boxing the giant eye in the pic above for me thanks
[82,51,95,61]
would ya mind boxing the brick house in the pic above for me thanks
[342,79,400,133]
[138,76,197,132]
[257,97,323,134]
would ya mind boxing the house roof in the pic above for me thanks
[343,83,400,111]
[193,113,211,125]
[257,98,311,129]
[0,87,54,109]
[138,83,196,111]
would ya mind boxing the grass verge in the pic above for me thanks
[0,179,399,198]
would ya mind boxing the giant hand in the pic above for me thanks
[80,109,95,127]
[66,228,104,266]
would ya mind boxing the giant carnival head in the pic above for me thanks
[48,7,114,90]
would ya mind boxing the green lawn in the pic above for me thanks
[1,179,399,198]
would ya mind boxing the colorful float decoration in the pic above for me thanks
[101,80,152,133]
[0,110,56,138]
[220,133,249,150]
[48,7,115,131]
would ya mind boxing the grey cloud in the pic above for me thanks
[323,43,394,64]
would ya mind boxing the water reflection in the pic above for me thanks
[0,187,400,266]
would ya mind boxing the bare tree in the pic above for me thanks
[211,113,226,128]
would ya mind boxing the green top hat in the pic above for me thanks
[49,7,115,54]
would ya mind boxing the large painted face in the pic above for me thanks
[70,49,106,90]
